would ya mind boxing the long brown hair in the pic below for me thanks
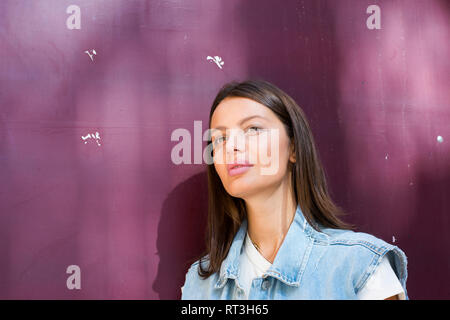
[195,79,354,279]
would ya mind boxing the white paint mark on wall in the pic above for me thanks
[407,164,413,186]
[81,131,101,146]
[392,236,396,243]
[206,56,224,69]
[66,5,81,30]
[437,135,444,143]
[385,153,389,160]
[84,49,97,61]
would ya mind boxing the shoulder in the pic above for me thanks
[321,227,392,253]
[183,255,209,282]
[357,254,406,300]
[319,227,408,297]
[181,255,216,299]
[186,254,210,273]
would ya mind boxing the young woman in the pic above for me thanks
[181,79,408,300]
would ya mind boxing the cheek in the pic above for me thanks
[250,131,291,176]
[247,135,274,164]
[245,137,259,164]
[212,146,227,166]
[213,162,228,181]
[213,148,228,183]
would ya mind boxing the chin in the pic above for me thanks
[223,178,262,199]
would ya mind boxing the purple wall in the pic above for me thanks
[0,0,449,299]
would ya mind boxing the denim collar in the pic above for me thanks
[214,204,330,289]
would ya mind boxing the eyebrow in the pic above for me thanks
[212,115,268,131]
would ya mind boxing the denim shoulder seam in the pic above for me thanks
[385,246,409,299]
[329,239,390,255]
[354,250,383,293]
[353,245,408,296]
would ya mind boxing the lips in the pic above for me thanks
[226,162,254,177]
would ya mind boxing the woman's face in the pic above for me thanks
[210,97,295,199]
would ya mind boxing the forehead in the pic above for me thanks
[210,97,273,127]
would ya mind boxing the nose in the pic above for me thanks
[225,128,245,157]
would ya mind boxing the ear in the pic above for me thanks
[289,139,296,164]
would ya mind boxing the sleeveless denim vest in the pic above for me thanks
[181,204,409,300]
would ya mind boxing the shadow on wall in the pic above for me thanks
[153,171,208,299]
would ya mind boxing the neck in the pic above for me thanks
[244,173,297,263]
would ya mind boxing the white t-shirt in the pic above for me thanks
[239,231,406,300]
